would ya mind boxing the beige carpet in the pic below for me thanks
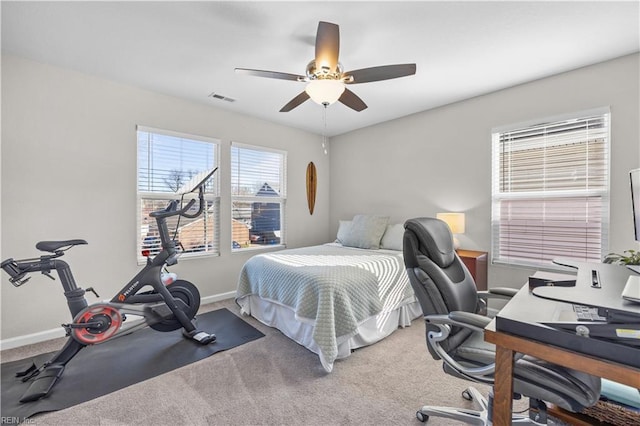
[2,299,526,425]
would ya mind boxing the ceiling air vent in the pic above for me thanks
[208,92,236,103]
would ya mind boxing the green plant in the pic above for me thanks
[603,249,640,265]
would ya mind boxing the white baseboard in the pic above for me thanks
[201,290,236,305]
[0,291,236,351]
[0,327,67,351]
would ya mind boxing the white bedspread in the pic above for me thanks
[235,243,415,370]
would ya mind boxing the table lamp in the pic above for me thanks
[436,212,466,249]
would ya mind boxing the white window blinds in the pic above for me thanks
[231,143,286,250]
[491,109,610,268]
[137,126,220,262]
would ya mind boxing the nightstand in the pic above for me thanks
[456,249,488,291]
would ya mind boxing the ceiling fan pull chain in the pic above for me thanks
[322,105,328,155]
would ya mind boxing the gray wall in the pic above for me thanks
[1,55,331,339]
[330,53,640,288]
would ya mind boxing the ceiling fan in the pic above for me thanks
[235,21,417,112]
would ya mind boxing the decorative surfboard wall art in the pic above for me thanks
[306,162,317,215]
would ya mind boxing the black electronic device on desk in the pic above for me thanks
[495,263,640,369]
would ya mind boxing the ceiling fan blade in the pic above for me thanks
[280,91,310,112]
[344,64,417,84]
[235,68,304,82]
[338,88,367,112]
[315,21,340,73]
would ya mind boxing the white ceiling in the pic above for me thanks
[2,1,639,136]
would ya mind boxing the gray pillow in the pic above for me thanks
[335,220,352,244]
[380,223,404,251]
[341,215,390,249]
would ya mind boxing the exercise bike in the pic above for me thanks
[1,168,218,403]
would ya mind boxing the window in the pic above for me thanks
[491,108,610,269]
[137,126,219,263]
[231,143,286,251]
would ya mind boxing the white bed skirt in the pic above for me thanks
[237,295,422,372]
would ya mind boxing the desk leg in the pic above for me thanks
[493,345,515,426]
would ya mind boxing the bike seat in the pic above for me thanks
[36,239,88,253]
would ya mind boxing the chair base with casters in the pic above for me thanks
[402,217,601,426]
[416,386,550,425]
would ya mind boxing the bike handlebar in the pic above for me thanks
[1,258,30,286]
[180,186,205,219]
[150,168,215,220]
[149,192,200,220]
[1,255,60,287]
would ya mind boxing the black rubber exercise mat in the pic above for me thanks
[1,308,264,421]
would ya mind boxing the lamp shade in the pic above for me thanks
[436,212,466,234]
[305,80,345,105]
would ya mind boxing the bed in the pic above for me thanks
[235,217,421,372]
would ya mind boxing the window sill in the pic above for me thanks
[232,244,286,254]
[491,259,581,274]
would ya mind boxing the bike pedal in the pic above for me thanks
[15,362,37,379]
[184,330,216,344]
[198,333,216,344]
[19,364,65,403]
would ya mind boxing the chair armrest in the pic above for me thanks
[425,310,526,383]
[426,312,491,334]
[477,288,517,318]
[424,312,496,380]
[478,287,518,301]
[448,311,492,330]
[490,287,518,297]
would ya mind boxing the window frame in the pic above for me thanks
[136,125,220,264]
[490,107,611,270]
[230,142,287,252]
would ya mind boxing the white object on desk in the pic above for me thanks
[622,275,640,303]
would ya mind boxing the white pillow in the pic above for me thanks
[380,223,404,251]
[336,220,352,244]
[341,215,389,249]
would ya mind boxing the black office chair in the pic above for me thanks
[403,217,601,425]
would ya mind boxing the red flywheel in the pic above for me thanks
[71,304,122,344]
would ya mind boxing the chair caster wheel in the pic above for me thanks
[416,411,429,422]
[462,389,473,401]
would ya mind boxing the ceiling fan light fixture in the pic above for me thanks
[305,79,345,106]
